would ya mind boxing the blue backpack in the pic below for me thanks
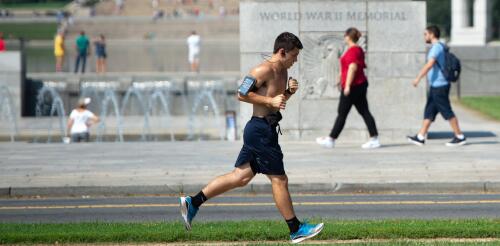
[436,43,461,83]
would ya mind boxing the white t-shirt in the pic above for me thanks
[187,34,201,54]
[69,109,96,134]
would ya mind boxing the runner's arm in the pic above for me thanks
[284,77,298,100]
[237,66,274,108]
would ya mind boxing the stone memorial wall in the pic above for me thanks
[240,0,427,142]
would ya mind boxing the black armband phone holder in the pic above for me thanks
[238,75,257,96]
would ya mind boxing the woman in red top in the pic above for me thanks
[316,27,380,149]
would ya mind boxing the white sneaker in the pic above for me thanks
[361,137,381,149]
[316,136,335,148]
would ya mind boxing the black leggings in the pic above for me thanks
[329,82,378,139]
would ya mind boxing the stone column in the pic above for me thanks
[0,51,21,140]
[451,0,468,29]
[0,52,21,118]
[475,0,493,42]
[451,0,492,45]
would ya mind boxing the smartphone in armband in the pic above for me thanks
[238,76,257,96]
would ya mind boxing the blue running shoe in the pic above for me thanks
[179,196,198,230]
[290,221,324,244]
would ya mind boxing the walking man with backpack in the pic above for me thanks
[408,25,466,147]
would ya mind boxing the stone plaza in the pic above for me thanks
[0,0,499,198]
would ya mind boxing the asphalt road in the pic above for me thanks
[1,194,500,223]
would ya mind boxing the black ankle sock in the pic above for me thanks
[191,191,207,208]
[286,216,301,233]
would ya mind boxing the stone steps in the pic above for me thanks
[95,0,239,17]
[66,18,239,39]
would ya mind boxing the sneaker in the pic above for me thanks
[179,196,199,231]
[446,136,467,146]
[290,221,324,244]
[362,137,381,149]
[407,135,425,146]
[316,136,334,148]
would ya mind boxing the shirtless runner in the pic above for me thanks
[179,32,324,244]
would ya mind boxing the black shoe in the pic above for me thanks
[446,136,466,146]
[407,135,425,146]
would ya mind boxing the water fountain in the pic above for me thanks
[80,82,104,114]
[126,80,178,141]
[0,84,18,142]
[35,82,67,143]
[78,80,178,142]
[121,83,149,141]
[13,76,235,143]
[186,78,226,140]
[142,81,176,141]
[81,81,123,142]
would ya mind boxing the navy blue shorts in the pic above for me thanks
[424,85,455,121]
[235,117,285,175]
[96,51,107,59]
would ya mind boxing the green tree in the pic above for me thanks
[493,0,500,39]
[425,0,452,38]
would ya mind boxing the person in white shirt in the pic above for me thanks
[187,31,201,72]
[115,0,124,15]
[66,98,99,143]
[151,0,158,9]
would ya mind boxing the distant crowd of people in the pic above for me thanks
[53,29,201,73]
[111,0,238,20]
[54,30,108,74]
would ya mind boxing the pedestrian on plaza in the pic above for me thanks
[115,0,124,15]
[93,34,107,73]
[316,27,380,149]
[66,98,99,143]
[54,30,65,72]
[187,30,201,72]
[407,25,466,146]
[74,31,90,74]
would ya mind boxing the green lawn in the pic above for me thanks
[0,1,69,10]
[0,23,57,40]
[1,219,500,244]
[461,96,500,121]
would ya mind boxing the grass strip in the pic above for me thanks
[461,96,500,121]
[0,23,57,40]
[1,219,500,244]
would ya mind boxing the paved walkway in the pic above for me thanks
[0,103,499,196]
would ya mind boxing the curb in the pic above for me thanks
[2,182,500,197]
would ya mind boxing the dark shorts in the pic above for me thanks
[96,52,107,59]
[235,117,285,175]
[424,85,455,121]
[71,132,90,143]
